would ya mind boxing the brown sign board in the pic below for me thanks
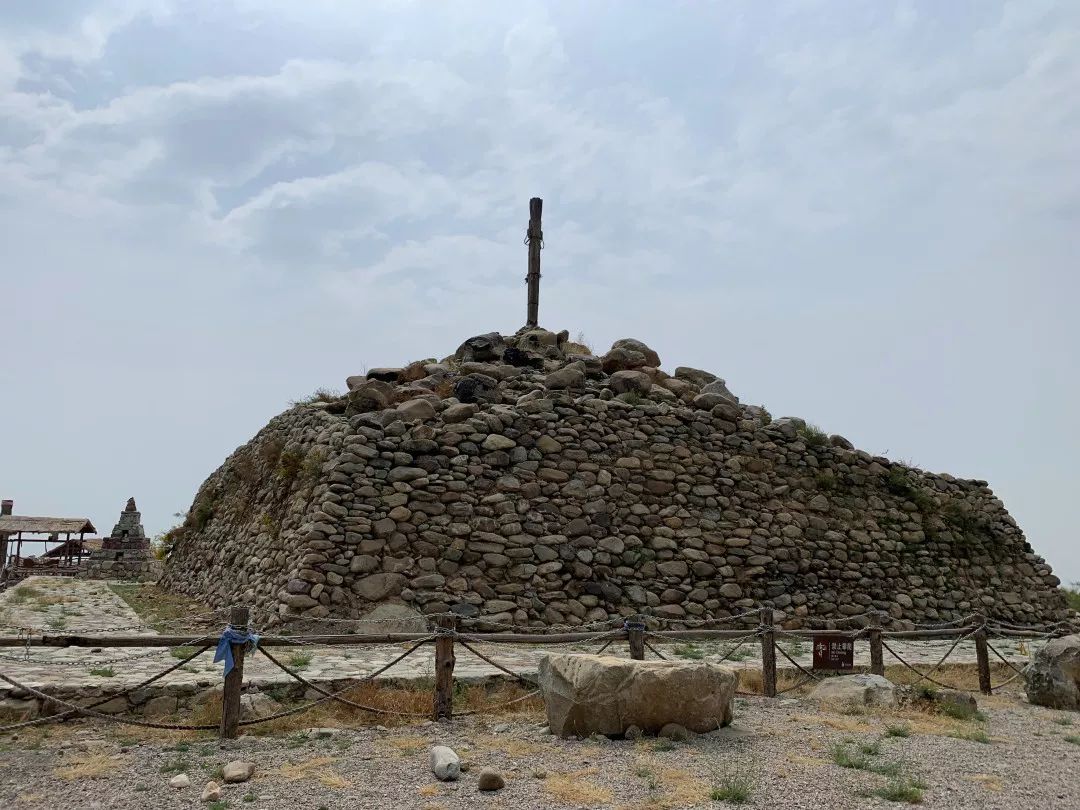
[813,636,855,670]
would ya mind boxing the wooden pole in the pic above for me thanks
[627,620,645,660]
[525,197,543,328]
[759,607,777,698]
[219,606,249,740]
[433,615,457,720]
[973,614,992,695]
[868,611,884,676]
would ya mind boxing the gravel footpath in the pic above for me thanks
[1,687,1077,809]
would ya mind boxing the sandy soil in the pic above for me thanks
[1,685,1078,810]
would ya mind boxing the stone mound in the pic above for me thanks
[159,327,1068,628]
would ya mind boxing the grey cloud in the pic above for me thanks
[1,0,1078,584]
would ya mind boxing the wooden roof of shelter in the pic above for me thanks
[41,538,102,557]
[0,516,97,535]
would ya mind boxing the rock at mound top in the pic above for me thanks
[538,653,737,737]
[159,327,1068,630]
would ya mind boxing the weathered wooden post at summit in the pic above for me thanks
[525,197,543,327]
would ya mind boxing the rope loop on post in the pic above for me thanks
[524,227,544,249]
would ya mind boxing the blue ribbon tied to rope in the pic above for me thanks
[214,625,261,677]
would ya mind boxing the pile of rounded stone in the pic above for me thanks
[160,326,1068,631]
[336,327,752,425]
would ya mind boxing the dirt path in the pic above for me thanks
[0,577,153,636]
[0,687,1077,809]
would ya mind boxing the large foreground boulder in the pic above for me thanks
[809,674,897,708]
[538,654,737,737]
[1025,634,1080,710]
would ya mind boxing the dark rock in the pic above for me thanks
[455,333,506,363]
[366,368,403,383]
[503,346,544,368]
[453,374,500,404]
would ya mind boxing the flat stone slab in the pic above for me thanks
[0,577,154,636]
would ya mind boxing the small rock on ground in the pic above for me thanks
[477,768,505,791]
[222,760,255,783]
[430,745,460,781]
[200,781,221,802]
[659,722,691,741]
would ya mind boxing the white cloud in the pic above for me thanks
[1,0,1079,582]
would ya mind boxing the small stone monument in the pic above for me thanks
[82,498,162,581]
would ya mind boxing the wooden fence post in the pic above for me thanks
[759,607,777,698]
[219,605,249,740]
[627,619,645,660]
[868,611,885,676]
[973,614,992,695]
[525,197,543,327]
[433,615,457,720]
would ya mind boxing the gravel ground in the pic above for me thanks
[1,686,1077,810]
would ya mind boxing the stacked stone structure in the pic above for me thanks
[160,328,1068,628]
[83,498,162,581]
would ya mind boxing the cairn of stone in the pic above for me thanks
[83,498,163,582]
[159,327,1068,629]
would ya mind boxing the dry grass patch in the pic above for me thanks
[786,753,828,767]
[631,762,713,809]
[737,667,808,696]
[472,734,542,757]
[545,767,614,805]
[822,715,874,733]
[278,755,350,787]
[111,726,209,746]
[278,755,339,778]
[188,693,222,727]
[884,662,1018,693]
[54,753,125,780]
[792,702,996,750]
[792,711,873,734]
[36,594,73,607]
[316,770,352,789]
[106,582,210,632]
[387,736,428,756]
[965,774,1004,791]
[236,680,541,736]
[0,724,79,751]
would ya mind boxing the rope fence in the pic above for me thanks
[0,605,1071,739]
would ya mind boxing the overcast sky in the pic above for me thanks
[1,1,1077,583]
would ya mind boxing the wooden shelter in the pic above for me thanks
[0,501,97,580]
[41,537,103,561]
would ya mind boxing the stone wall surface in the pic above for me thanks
[159,328,1068,629]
